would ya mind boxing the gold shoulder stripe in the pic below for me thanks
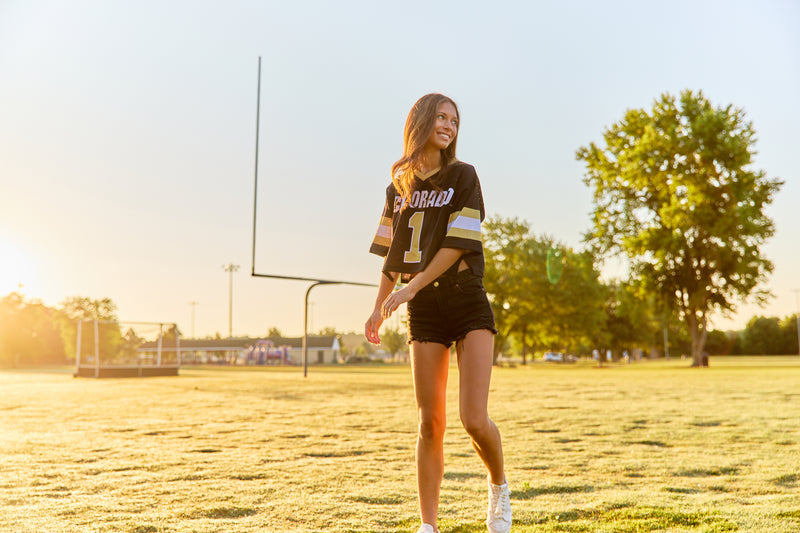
[448,207,481,224]
[446,227,482,241]
[372,235,391,247]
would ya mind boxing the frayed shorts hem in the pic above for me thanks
[408,323,497,349]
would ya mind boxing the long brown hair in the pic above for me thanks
[391,93,460,206]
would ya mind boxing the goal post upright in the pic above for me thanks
[251,55,261,280]
[176,330,181,367]
[249,56,377,376]
[75,320,82,372]
[94,319,100,379]
[157,323,163,366]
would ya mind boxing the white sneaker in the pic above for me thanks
[416,524,436,533]
[487,478,512,533]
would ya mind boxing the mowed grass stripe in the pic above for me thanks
[0,357,799,532]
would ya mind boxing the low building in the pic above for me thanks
[139,335,340,365]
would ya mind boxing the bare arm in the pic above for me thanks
[380,247,464,320]
[365,271,399,345]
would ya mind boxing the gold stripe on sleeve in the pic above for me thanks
[447,208,482,242]
[372,217,392,247]
[372,235,391,247]
[446,227,482,241]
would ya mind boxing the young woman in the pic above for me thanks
[365,93,511,533]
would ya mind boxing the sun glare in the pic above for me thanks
[0,238,38,297]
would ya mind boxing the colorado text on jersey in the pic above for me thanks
[393,188,455,212]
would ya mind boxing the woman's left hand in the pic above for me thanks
[381,285,417,319]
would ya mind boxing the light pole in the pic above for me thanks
[222,264,240,338]
[188,301,199,338]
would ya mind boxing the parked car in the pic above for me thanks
[543,352,578,363]
[543,351,564,362]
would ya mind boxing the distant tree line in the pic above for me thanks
[481,216,798,362]
[733,316,800,356]
[0,293,119,367]
[0,292,67,367]
[1,285,797,368]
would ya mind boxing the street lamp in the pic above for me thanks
[222,264,240,338]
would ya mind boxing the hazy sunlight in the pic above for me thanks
[0,238,38,296]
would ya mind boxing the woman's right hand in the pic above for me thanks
[365,308,384,345]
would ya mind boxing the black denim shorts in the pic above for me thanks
[407,269,497,348]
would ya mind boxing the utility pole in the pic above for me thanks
[222,264,240,338]
[188,301,199,338]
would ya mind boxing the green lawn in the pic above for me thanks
[1,357,799,532]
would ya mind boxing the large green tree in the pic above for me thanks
[577,90,783,366]
[483,217,542,363]
[483,216,605,363]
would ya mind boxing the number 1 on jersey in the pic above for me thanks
[404,211,424,263]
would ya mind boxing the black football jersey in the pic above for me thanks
[369,161,486,282]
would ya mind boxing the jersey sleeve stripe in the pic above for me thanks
[372,235,391,247]
[446,207,482,241]
[371,217,392,248]
[446,226,482,241]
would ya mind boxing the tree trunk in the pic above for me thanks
[688,312,709,367]
[492,333,505,365]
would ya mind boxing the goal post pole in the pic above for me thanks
[75,320,82,373]
[176,325,181,368]
[157,323,163,366]
[251,55,261,278]
[94,320,100,378]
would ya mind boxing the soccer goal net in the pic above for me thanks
[73,320,180,378]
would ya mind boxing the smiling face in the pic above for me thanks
[425,101,459,152]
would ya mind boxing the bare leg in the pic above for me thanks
[456,329,505,484]
[411,341,450,531]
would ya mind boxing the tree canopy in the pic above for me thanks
[577,90,783,366]
[0,293,66,367]
[379,326,407,361]
[58,296,120,363]
[483,216,606,363]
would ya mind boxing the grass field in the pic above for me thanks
[1,357,800,532]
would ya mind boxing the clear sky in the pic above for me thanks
[1,0,798,338]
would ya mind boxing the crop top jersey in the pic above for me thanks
[369,161,487,283]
